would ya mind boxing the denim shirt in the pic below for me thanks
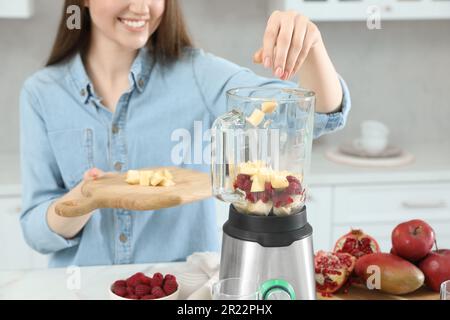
[20,47,351,267]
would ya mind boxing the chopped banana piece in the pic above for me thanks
[162,169,173,180]
[238,162,259,175]
[150,172,165,186]
[127,169,175,187]
[271,174,289,189]
[250,174,265,192]
[160,178,175,187]
[139,170,154,186]
[246,108,265,127]
[261,101,277,114]
[126,170,140,185]
[258,167,273,182]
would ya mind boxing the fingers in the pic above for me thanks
[83,168,105,181]
[272,15,296,78]
[253,48,263,64]
[259,11,322,80]
[283,15,308,80]
[291,23,319,78]
[262,11,281,69]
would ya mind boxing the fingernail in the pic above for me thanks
[275,67,283,78]
[264,57,271,68]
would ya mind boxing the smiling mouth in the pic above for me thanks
[118,18,148,29]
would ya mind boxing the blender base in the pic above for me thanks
[219,205,316,300]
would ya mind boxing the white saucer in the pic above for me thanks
[339,143,403,159]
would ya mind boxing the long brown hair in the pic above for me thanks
[46,0,192,66]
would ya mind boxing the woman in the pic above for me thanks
[20,0,350,267]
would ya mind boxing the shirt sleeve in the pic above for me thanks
[20,82,81,255]
[191,49,351,138]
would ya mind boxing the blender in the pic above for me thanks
[211,87,316,300]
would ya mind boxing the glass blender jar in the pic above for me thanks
[211,87,315,216]
[211,87,317,300]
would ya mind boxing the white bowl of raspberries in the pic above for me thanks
[110,272,179,300]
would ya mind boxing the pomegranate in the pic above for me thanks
[418,249,450,292]
[334,229,380,259]
[355,253,424,295]
[391,219,435,262]
[314,251,356,296]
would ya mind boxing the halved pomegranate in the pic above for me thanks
[314,251,356,296]
[334,229,380,259]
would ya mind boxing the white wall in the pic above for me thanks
[0,0,449,153]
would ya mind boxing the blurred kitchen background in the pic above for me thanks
[0,0,449,270]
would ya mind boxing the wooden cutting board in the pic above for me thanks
[55,167,212,217]
[317,284,440,300]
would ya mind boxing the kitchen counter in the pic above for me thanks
[309,143,450,186]
[0,261,202,300]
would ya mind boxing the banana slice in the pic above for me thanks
[271,174,289,189]
[250,174,265,192]
[150,172,165,186]
[261,101,277,114]
[139,170,154,186]
[246,108,265,127]
[160,178,175,187]
[127,169,175,187]
[162,169,173,180]
[238,162,259,175]
[126,170,140,185]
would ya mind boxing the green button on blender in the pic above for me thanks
[259,279,296,300]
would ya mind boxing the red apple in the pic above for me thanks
[419,249,450,292]
[391,219,435,262]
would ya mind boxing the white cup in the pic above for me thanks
[353,121,389,155]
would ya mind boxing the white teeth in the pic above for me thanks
[121,19,146,28]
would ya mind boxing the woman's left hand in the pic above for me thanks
[253,11,322,81]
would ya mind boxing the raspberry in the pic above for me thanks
[141,295,156,300]
[126,272,144,287]
[113,280,127,288]
[112,286,127,297]
[151,286,166,298]
[164,274,177,283]
[141,276,152,286]
[135,284,151,297]
[163,279,178,295]
[151,273,164,287]
[245,192,256,203]
[126,286,135,295]
[126,294,140,300]
[235,174,251,192]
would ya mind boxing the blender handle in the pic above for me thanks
[259,279,296,300]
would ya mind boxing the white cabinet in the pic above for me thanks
[0,0,33,18]
[306,187,333,251]
[0,190,48,270]
[270,0,450,21]
[332,182,450,252]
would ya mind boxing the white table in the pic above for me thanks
[0,261,204,300]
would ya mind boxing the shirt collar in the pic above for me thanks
[68,47,154,104]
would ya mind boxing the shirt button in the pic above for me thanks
[112,125,119,134]
[80,88,86,97]
[114,162,123,171]
[119,233,127,243]
[138,78,144,88]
